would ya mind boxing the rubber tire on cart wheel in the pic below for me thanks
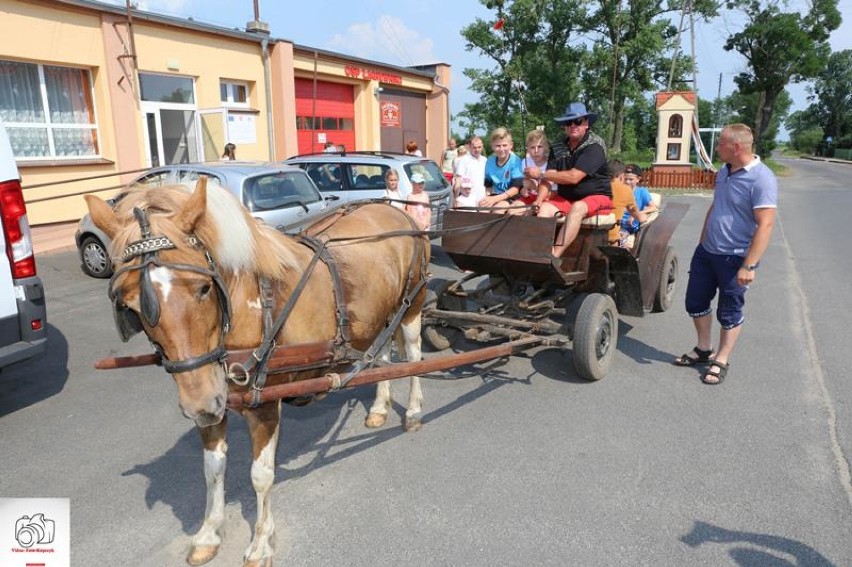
[421,278,464,351]
[652,246,678,313]
[80,235,113,278]
[572,293,618,381]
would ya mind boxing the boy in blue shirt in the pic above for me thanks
[479,127,525,213]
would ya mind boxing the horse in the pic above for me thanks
[84,178,430,567]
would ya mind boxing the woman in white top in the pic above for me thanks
[221,143,236,161]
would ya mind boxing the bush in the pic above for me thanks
[790,127,823,154]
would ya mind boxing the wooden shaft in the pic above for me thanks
[95,340,338,372]
[227,335,548,409]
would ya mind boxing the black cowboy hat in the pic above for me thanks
[554,102,598,127]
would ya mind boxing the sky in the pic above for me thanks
[106,0,852,135]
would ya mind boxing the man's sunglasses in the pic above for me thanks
[562,118,586,127]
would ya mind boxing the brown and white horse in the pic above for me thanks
[85,179,429,567]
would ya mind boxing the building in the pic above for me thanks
[0,0,451,225]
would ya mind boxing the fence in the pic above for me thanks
[643,168,716,191]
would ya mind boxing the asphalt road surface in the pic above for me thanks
[1,156,851,566]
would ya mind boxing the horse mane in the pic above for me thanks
[109,183,300,278]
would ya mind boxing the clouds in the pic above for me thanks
[327,15,436,66]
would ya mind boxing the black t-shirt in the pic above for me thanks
[547,134,611,200]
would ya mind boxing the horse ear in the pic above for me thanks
[84,194,122,239]
[174,176,208,233]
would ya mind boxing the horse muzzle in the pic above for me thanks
[182,393,227,427]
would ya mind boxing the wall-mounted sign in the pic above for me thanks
[227,113,256,144]
[381,101,401,128]
[344,66,403,85]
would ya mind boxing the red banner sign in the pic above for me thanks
[381,101,401,128]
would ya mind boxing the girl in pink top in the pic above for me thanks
[405,172,432,231]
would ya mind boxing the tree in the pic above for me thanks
[723,0,841,155]
[458,0,591,144]
[809,49,852,142]
[725,89,792,155]
[584,0,717,153]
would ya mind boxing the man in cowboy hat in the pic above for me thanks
[524,102,613,258]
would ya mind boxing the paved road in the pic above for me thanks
[1,157,850,566]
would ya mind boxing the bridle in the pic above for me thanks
[109,207,233,374]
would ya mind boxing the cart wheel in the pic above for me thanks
[422,278,463,351]
[573,293,618,381]
[652,246,678,313]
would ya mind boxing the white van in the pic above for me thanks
[0,124,47,368]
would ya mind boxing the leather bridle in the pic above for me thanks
[109,207,233,374]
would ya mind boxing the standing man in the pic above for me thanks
[674,123,778,385]
[440,138,458,181]
[453,136,487,205]
[524,102,612,258]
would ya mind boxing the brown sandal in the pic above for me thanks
[702,360,729,385]
[674,346,714,366]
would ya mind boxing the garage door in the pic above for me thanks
[295,79,355,154]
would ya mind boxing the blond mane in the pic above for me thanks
[109,183,299,278]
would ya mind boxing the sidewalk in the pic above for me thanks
[30,222,78,256]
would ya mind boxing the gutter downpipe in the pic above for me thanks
[261,38,275,160]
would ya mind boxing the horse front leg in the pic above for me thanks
[365,341,394,428]
[400,315,424,432]
[242,401,281,567]
[187,415,229,566]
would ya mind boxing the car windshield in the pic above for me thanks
[404,161,449,193]
[243,172,322,211]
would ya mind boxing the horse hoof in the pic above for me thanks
[243,557,273,567]
[403,417,422,432]
[364,412,387,428]
[187,545,219,566]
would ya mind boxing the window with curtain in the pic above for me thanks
[0,59,100,159]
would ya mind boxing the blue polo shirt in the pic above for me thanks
[703,157,778,256]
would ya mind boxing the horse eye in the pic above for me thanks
[198,282,212,298]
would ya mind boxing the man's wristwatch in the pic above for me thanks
[744,263,759,271]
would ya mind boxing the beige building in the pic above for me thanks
[0,0,451,225]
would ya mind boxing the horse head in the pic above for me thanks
[85,178,233,427]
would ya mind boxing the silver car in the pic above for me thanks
[75,162,330,278]
[283,152,452,232]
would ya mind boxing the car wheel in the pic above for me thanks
[80,235,113,278]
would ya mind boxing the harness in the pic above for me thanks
[109,202,428,408]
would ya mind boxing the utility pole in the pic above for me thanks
[709,73,722,158]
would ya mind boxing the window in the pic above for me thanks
[668,114,683,138]
[220,80,249,107]
[667,143,681,161]
[140,73,194,103]
[296,115,352,131]
[0,59,99,159]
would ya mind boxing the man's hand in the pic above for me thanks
[524,166,542,180]
[737,267,756,286]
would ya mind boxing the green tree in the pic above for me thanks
[723,0,841,155]
[725,89,792,155]
[458,0,590,143]
[584,0,717,153]
[809,49,852,141]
